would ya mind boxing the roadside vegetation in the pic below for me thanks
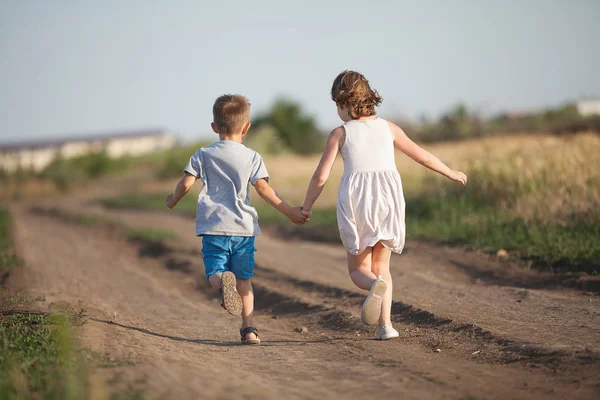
[405,134,599,273]
[0,207,147,399]
[97,132,599,274]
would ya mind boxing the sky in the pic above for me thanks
[1,0,599,143]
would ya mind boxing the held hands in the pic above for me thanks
[301,207,312,222]
[447,170,467,186]
[287,206,310,225]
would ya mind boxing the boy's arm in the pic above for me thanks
[166,173,197,208]
[388,121,467,185]
[254,178,306,224]
[302,127,343,213]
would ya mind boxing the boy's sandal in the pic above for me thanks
[240,327,261,345]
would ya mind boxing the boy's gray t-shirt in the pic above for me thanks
[184,140,269,237]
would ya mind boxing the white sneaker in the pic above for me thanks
[376,326,399,340]
[361,276,387,326]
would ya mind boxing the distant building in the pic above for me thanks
[0,129,175,174]
[576,98,600,116]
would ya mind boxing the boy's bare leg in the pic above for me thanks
[237,279,256,340]
[207,273,222,290]
[371,242,393,328]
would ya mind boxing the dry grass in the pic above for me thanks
[402,133,600,272]
[257,133,600,213]
[462,133,600,224]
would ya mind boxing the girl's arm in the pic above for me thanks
[166,173,197,208]
[388,121,467,185]
[302,127,344,213]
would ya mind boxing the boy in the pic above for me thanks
[165,94,307,345]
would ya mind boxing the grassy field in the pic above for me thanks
[98,133,600,274]
[405,133,600,273]
[0,311,87,400]
[0,208,146,399]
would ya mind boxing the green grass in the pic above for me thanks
[100,193,197,215]
[126,228,178,242]
[405,192,600,273]
[0,312,87,400]
[7,296,32,307]
[0,310,126,399]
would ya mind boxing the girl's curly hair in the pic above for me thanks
[331,70,383,119]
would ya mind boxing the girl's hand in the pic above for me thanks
[448,170,467,185]
[301,207,312,222]
[287,206,308,225]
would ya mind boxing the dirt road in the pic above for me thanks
[5,191,600,399]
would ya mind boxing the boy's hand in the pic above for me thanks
[448,170,467,186]
[166,194,177,209]
[287,206,308,225]
[301,207,312,222]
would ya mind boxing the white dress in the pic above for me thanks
[336,117,406,255]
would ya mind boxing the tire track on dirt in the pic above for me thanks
[61,201,599,354]
[18,204,600,399]
[116,232,600,378]
[13,205,481,400]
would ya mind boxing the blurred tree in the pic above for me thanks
[252,98,324,155]
[414,103,483,142]
[440,103,483,140]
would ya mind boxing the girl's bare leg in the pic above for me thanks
[347,247,376,290]
[370,242,393,328]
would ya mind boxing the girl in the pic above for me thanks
[301,70,467,340]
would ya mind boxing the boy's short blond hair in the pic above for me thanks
[212,94,251,134]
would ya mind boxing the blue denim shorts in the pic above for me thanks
[201,235,256,280]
